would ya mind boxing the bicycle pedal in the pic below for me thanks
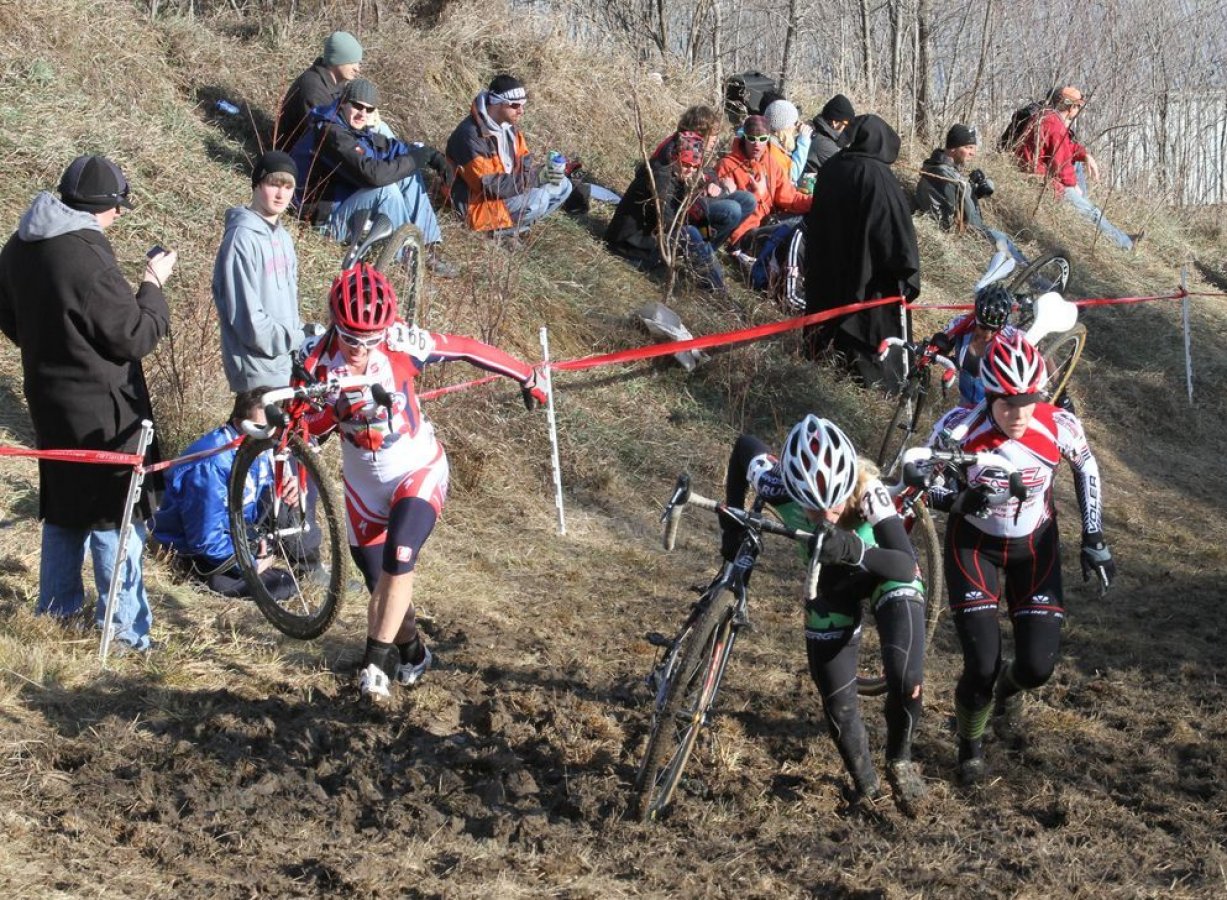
[645,632,672,648]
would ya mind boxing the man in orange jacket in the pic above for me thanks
[716,115,812,251]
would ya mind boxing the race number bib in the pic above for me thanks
[859,478,895,525]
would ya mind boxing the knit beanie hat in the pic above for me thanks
[251,150,297,187]
[323,31,363,67]
[820,94,855,122]
[945,123,978,149]
[58,155,133,212]
[764,100,800,133]
[487,74,527,105]
[343,78,379,108]
[742,115,770,137]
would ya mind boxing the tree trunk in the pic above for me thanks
[860,0,875,98]
[712,0,724,110]
[914,0,932,141]
[779,0,800,95]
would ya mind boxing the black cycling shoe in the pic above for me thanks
[957,738,987,786]
[992,690,1025,747]
[886,759,927,815]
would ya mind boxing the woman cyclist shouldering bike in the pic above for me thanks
[297,263,546,704]
[723,416,928,806]
[925,331,1115,784]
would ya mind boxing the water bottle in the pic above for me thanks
[547,150,567,180]
[215,99,240,116]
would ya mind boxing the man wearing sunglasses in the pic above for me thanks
[291,78,456,276]
[445,73,573,234]
[0,154,177,654]
[1013,85,1140,251]
[715,115,812,251]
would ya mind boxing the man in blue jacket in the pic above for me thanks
[152,389,298,598]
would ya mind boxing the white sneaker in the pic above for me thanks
[358,663,392,703]
[395,646,432,686]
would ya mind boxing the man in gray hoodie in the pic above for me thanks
[213,151,310,391]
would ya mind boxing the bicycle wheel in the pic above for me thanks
[371,223,423,324]
[227,434,347,640]
[876,372,929,478]
[1006,250,1071,296]
[855,502,944,698]
[1039,323,1087,406]
[633,589,737,823]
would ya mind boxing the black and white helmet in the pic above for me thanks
[780,415,859,511]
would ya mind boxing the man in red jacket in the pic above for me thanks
[1014,86,1140,251]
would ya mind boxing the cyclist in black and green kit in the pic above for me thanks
[722,415,928,807]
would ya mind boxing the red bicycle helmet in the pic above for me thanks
[329,263,397,333]
[980,331,1047,398]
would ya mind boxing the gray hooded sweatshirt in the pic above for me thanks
[212,205,303,391]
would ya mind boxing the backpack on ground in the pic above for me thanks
[724,71,779,125]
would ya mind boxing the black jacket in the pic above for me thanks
[915,149,983,232]
[275,58,343,152]
[605,159,688,259]
[804,115,920,352]
[0,193,168,528]
[804,117,848,174]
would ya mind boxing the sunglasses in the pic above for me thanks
[506,101,526,110]
[744,134,771,143]
[348,101,376,113]
[335,326,385,349]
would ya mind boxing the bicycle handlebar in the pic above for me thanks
[239,374,382,440]
[901,444,1027,503]
[876,337,956,376]
[659,474,824,600]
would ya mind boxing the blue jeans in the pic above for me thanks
[328,173,442,245]
[1063,185,1133,250]
[695,191,756,248]
[495,178,573,235]
[38,521,151,650]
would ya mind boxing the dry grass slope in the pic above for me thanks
[1,1,1226,897]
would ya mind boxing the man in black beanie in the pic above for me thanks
[213,149,309,393]
[275,30,364,151]
[805,93,856,173]
[0,154,176,653]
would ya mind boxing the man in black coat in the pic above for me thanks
[804,94,855,174]
[803,115,920,394]
[0,155,175,652]
[273,30,363,152]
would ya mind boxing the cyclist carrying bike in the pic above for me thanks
[928,282,1018,408]
[925,331,1115,784]
[297,263,546,703]
[723,416,927,805]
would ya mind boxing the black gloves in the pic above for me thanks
[810,526,866,568]
[950,486,991,518]
[406,143,447,176]
[1080,532,1116,591]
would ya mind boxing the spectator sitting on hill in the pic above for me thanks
[763,99,812,185]
[805,94,855,174]
[445,74,572,235]
[605,136,726,296]
[274,30,363,153]
[291,78,456,276]
[716,115,813,254]
[651,105,755,250]
[152,389,310,599]
[1013,85,1141,251]
[916,124,1028,268]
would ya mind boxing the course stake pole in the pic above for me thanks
[99,419,154,667]
[540,326,566,535]
[1181,265,1193,405]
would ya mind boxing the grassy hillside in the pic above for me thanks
[2,2,1227,897]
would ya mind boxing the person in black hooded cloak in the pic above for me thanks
[802,115,920,394]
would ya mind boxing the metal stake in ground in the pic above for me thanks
[1181,264,1193,405]
[540,326,566,536]
[99,419,154,666]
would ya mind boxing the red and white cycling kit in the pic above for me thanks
[927,401,1102,539]
[298,324,533,549]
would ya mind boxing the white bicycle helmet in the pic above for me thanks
[780,415,859,511]
[980,331,1048,398]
